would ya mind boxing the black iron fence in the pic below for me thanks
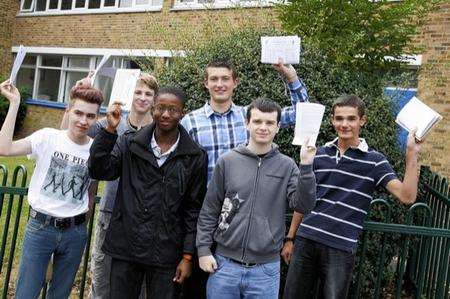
[1,165,449,298]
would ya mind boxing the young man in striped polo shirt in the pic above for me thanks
[283,94,423,299]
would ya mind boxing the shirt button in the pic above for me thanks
[144,208,148,212]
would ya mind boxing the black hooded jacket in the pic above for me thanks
[88,123,208,267]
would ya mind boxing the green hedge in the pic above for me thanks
[0,76,29,135]
[150,28,410,297]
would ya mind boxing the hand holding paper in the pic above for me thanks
[395,96,442,141]
[0,80,21,105]
[292,102,325,147]
[261,36,301,65]
[300,137,317,165]
[106,101,123,133]
[109,69,141,111]
[272,59,298,83]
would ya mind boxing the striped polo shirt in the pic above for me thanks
[297,138,397,253]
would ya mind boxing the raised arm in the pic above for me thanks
[272,60,309,128]
[386,130,422,204]
[88,102,123,181]
[0,80,31,156]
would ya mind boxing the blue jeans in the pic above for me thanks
[15,218,87,299]
[284,237,355,299]
[207,254,280,299]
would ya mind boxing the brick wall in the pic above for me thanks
[416,3,450,177]
[0,0,18,76]
[11,5,276,50]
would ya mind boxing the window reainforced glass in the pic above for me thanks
[21,0,33,10]
[75,0,86,8]
[14,52,167,106]
[42,55,63,67]
[35,0,47,11]
[63,71,88,102]
[49,0,58,9]
[67,57,90,68]
[104,0,116,6]
[118,0,132,7]
[88,0,101,9]
[16,68,35,93]
[20,0,160,13]
[37,69,61,101]
[61,0,72,9]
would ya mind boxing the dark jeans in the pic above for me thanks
[284,237,355,299]
[110,258,180,299]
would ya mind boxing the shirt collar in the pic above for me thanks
[325,137,369,153]
[150,132,180,158]
[203,102,238,118]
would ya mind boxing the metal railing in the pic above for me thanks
[1,165,449,298]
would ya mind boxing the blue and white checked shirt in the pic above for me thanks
[181,79,309,182]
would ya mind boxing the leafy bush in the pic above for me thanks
[147,26,412,297]
[0,76,29,135]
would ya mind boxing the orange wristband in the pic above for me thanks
[183,253,192,261]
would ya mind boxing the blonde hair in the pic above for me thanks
[137,73,159,93]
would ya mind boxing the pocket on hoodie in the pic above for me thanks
[214,212,248,250]
[247,216,276,254]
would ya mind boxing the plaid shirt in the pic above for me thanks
[181,79,309,182]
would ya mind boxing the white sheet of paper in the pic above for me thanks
[395,96,443,140]
[10,45,27,84]
[292,102,326,146]
[261,36,301,64]
[109,69,141,111]
[92,54,111,83]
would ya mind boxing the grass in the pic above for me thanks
[0,156,104,297]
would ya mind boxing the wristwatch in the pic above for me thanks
[284,237,295,243]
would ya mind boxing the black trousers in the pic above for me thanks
[284,237,356,299]
[110,258,181,299]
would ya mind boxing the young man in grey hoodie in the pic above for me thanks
[196,98,317,298]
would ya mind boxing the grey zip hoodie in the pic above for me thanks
[196,144,316,264]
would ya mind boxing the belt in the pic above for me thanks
[29,208,86,230]
[228,258,258,267]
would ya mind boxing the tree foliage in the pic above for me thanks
[276,0,442,71]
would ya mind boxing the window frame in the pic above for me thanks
[11,46,177,107]
[18,0,161,15]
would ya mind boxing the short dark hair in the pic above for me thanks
[69,86,103,109]
[246,98,282,123]
[155,86,187,107]
[332,94,366,117]
[204,59,237,80]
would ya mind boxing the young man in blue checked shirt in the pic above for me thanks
[180,58,310,298]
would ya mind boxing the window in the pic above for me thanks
[19,0,162,14]
[13,51,154,107]
[35,0,46,11]
[21,0,34,11]
[172,0,270,10]
[16,56,37,94]
[48,0,58,9]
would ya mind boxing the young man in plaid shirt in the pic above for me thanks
[181,58,310,298]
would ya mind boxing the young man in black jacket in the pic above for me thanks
[88,86,208,299]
